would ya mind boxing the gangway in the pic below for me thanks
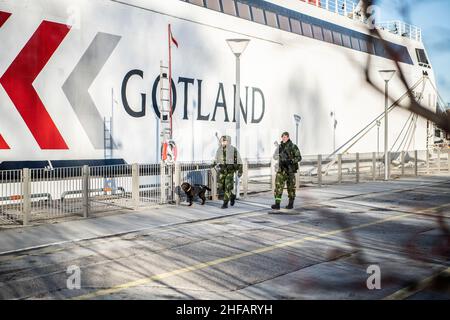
[320,74,431,175]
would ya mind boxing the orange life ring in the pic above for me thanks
[161,140,177,163]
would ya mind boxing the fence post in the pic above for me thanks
[22,168,31,226]
[388,151,391,179]
[242,159,248,198]
[160,161,166,204]
[317,154,322,187]
[82,165,89,218]
[271,159,276,192]
[401,151,405,176]
[296,163,301,190]
[211,166,218,201]
[337,154,342,183]
[173,162,181,205]
[414,150,418,177]
[448,149,450,173]
[437,148,441,173]
[355,153,360,183]
[372,152,376,181]
[132,163,139,208]
[426,150,430,174]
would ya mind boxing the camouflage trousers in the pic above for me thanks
[274,171,296,202]
[218,171,235,201]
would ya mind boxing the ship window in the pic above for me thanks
[301,22,313,38]
[222,0,237,16]
[434,128,441,138]
[342,34,351,48]
[388,43,411,64]
[265,11,278,28]
[312,25,323,41]
[205,0,221,11]
[359,39,368,52]
[290,18,302,34]
[323,28,333,43]
[367,41,375,54]
[332,31,342,46]
[236,2,251,20]
[186,0,413,65]
[189,0,205,6]
[416,48,430,65]
[252,6,265,24]
[351,36,360,50]
[373,39,386,57]
[278,15,290,32]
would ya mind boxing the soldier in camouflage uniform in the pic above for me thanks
[212,135,243,209]
[272,132,302,210]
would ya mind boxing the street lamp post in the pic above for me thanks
[376,119,381,177]
[226,38,250,199]
[192,102,196,161]
[379,70,396,181]
[330,111,337,152]
[376,120,381,155]
[294,114,301,145]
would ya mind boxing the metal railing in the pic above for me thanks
[300,0,422,42]
[1,149,448,226]
[0,170,22,225]
[89,164,133,213]
[295,149,449,187]
[29,167,84,221]
[138,163,166,206]
[376,20,422,42]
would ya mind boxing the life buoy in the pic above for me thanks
[162,140,177,163]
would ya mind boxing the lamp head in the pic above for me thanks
[226,39,250,57]
[378,69,396,82]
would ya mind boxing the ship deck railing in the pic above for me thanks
[299,0,422,42]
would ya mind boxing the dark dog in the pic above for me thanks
[180,182,211,206]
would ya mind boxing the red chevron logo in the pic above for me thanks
[0,134,9,149]
[0,11,11,28]
[0,11,11,149]
[0,20,70,149]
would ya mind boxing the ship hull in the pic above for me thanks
[0,0,438,166]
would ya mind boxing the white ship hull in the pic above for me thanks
[0,0,438,167]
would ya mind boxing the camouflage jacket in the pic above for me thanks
[212,145,243,175]
[273,139,302,173]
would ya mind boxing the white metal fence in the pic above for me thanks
[0,170,22,225]
[1,149,448,226]
[89,164,134,213]
[29,167,84,222]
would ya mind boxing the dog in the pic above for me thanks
[180,182,211,206]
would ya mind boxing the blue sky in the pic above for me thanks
[376,0,450,107]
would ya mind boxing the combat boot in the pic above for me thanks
[286,199,294,209]
[230,194,236,206]
[221,200,229,209]
[271,201,280,210]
